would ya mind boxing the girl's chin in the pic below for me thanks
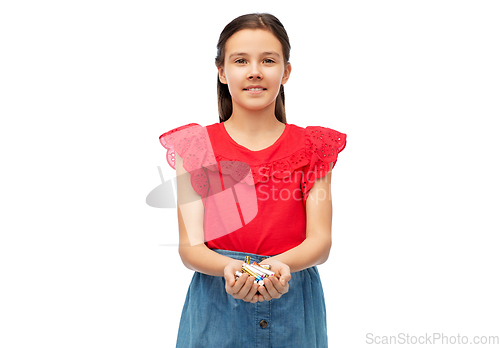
[236,107,275,113]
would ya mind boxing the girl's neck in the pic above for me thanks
[225,101,283,136]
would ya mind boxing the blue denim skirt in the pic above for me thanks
[175,249,328,348]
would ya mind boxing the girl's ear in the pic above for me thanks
[218,67,227,84]
[281,63,292,85]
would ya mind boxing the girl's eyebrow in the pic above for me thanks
[228,51,280,59]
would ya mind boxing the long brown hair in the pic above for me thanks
[215,13,291,124]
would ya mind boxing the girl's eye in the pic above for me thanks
[234,58,275,64]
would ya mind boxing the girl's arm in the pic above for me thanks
[265,163,334,273]
[175,152,265,303]
[174,152,237,277]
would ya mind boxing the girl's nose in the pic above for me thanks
[247,64,263,80]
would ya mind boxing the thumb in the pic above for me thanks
[226,274,235,287]
[281,271,290,287]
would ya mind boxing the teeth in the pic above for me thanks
[247,88,264,91]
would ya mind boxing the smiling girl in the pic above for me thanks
[159,13,347,347]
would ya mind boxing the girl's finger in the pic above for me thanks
[224,271,235,287]
[278,268,291,286]
[282,271,292,286]
[231,273,248,294]
[258,283,273,301]
[238,275,255,299]
[269,275,287,295]
[266,277,284,298]
[251,294,260,303]
[243,283,259,302]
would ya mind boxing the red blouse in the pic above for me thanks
[159,121,347,256]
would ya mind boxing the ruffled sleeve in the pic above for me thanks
[159,123,217,198]
[301,126,347,205]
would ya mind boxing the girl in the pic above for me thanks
[159,13,347,348]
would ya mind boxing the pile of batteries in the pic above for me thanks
[235,256,275,286]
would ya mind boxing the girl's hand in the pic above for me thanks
[256,259,291,301]
[223,259,261,303]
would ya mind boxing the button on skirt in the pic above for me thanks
[175,248,328,348]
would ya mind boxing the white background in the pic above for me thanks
[1,1,499,347]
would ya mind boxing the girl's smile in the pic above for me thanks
[244,85,267,94]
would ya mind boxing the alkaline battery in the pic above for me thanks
[233,256,277,287]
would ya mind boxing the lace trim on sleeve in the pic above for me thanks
[159,123,218,197]
[301,126,347,205]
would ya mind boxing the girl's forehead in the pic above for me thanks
[225,29,282,56]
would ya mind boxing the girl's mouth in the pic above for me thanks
[244,88,266,94]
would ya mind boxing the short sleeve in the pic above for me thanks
[159,123,217,198]
[301,126,347,205]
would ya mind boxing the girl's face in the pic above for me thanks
[218,29,291,113]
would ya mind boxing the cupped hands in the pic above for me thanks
[223,258,291,303]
